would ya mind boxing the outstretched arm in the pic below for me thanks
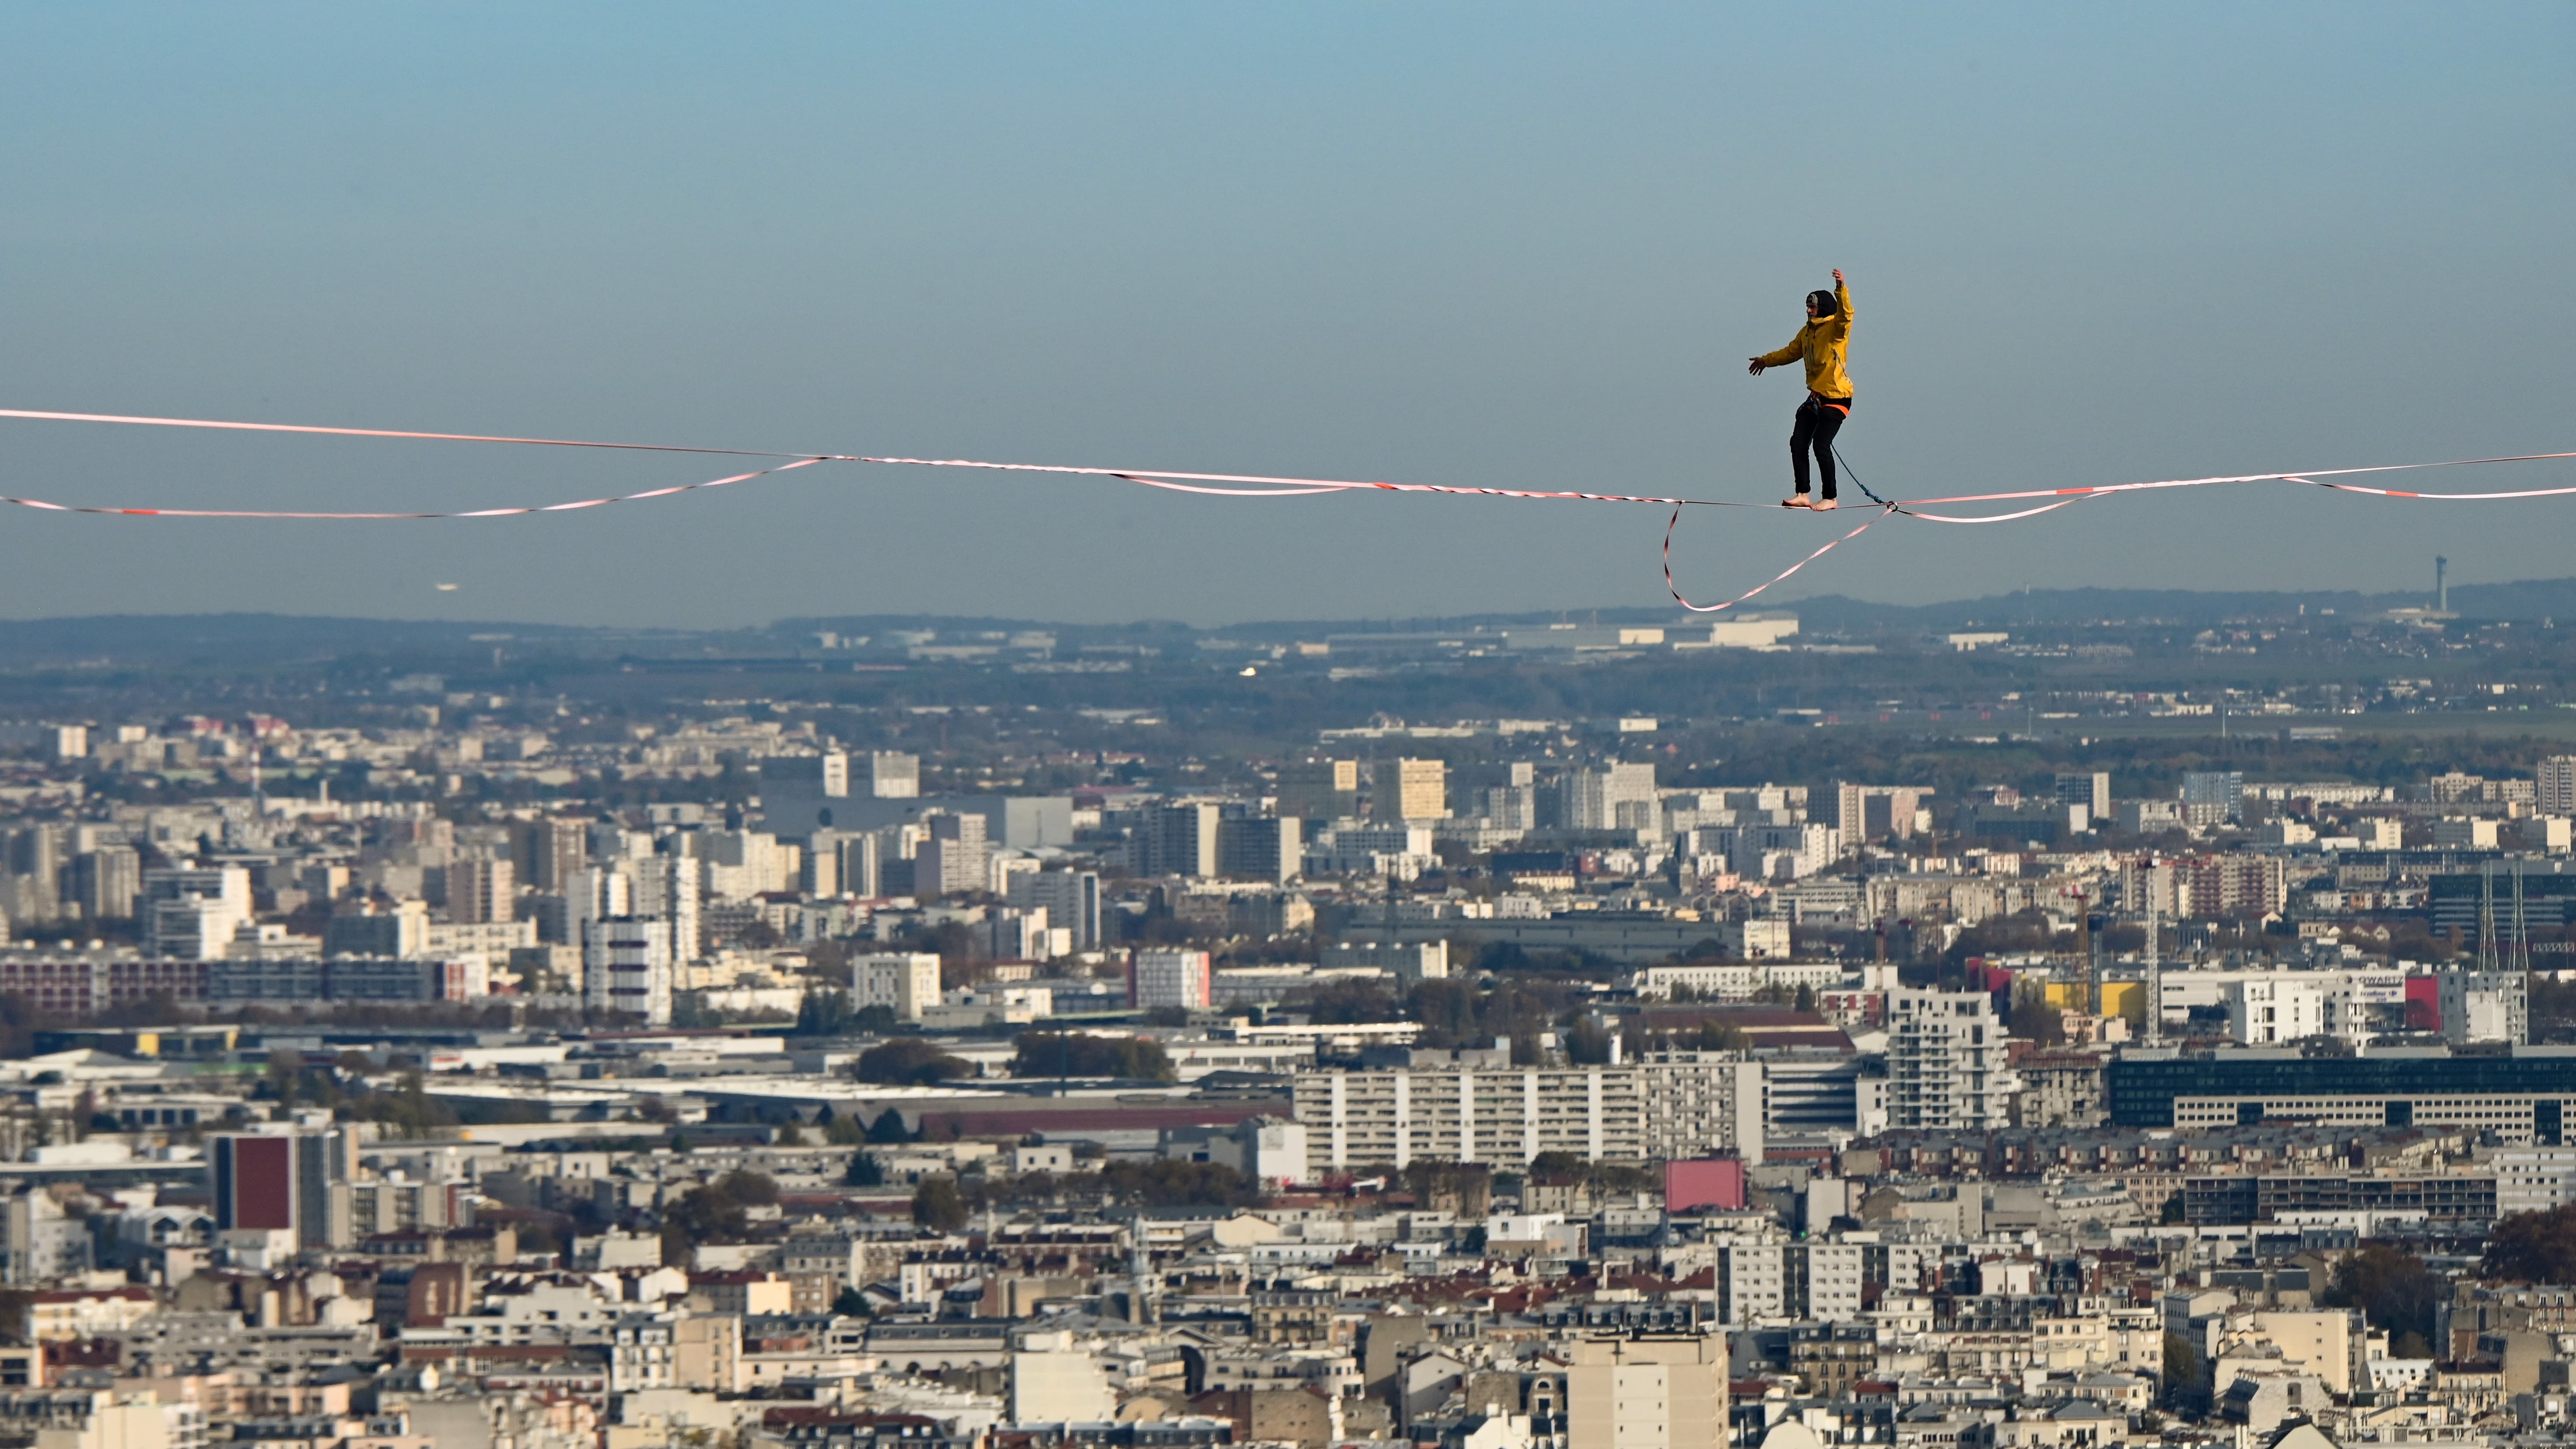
[1832,268,1851,323]
[1748,334,1806,376]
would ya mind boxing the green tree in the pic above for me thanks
[1091,1158,1262,1208]
[1519,1151,1656,1197]
[2008,998,2066,1046]
[1481,980,1576,1046]
[913,1177,969,1232]
[1406,978,1478,1045]
[1289,978,1399,1025]
[0,1288,35,1346]
[794,987,857,1037]
[856,1038,971,1086]
[2324,1243,2443,1341]
[1793,983,1817,1013]
[832,1286,871,1317]
[717,1170,778,1208]
[1634,1019,1747,1053]
[2532,977,2576,1039]
[1563,1019,1614,1065]
[265,1050,306,1109]
[1403,1161,1494,1215]
[665,1183,745,1248]
[2487,1205,2576,1284]
[2161,1331,2202,1407]
[662,1170,779,1253]
[845,1152,886,1186]
[356,1070,460,1137]
[1011,1031,1175,1082]
[865,1108,913,1144]
[896,919,976,958]
[2160,1192,2186,1225]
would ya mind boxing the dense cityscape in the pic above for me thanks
[0,585,2564,1449]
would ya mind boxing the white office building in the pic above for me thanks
[2159,967,2404,1042]
[2182,770,2244,828]
[865,752,920,798]
[150,895,253,961]
[2495,1146,2576,1216]
[628,856,700,963]
[1565,1334,1726,1449]
[2228,976,2330,1046]
[1321,939,1449,984]
[1562,763,1659,832]
[142,865,253,957]
[984,906,1069,962]
[1717,1241,1788,1322]
[1007,869,1102,949]
[916,812,990,897]
[141,865,252,913]
[1702,613,1800,649]
[2543,757,2576,817]
[560,866,632,949]
[1131,948,1211,1011]
[1635,960,1843,1001]
[1012,1332,1116,1424]
[1215,816,1303,883]
[2439,968,2529,1046]
[853,952,942,1022]
[582,917,675,1026]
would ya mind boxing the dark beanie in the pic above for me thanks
[1808,289,1838,318]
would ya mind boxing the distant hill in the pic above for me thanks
[1782,576,2576,631]
[0,613,640,669]
[2,574,2571,666]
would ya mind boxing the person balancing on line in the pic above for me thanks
[1747,268,1853,510]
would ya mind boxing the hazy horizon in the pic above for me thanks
[0,567,2547,640]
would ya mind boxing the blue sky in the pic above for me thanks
[0,3,2568,626]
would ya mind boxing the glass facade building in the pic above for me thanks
[2107,1048,2576,1133]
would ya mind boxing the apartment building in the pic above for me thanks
[1887,987,2018,1130]
[1293,1055,1765,1172]
[1632,1052,1766,1165]
[1294,1064,1647,1171]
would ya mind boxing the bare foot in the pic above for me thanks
[1781,496,1812,509]
[1811,498,1840,511]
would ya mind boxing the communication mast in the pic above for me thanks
[2143,858,2161,1047]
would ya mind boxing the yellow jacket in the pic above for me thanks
[1755,280,1853,399]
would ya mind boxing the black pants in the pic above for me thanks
[1791,392,1851,499]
